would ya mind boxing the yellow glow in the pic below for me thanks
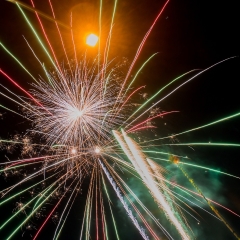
[86,34,98,47]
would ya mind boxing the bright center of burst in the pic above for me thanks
[76,110,83,117]
[86,34,98,47]
[72,108,83,119]
[71,148,77,154]
[95,147,101,154]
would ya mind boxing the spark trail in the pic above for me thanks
[99,159,149,240]
[113,130,192,240]
[169,155,240,240]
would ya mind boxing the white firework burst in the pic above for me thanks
[29,59,126,152]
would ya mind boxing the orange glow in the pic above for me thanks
[169,155,180,164]
[86,34,98,47]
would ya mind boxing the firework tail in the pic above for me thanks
[7,0,69,28]
[32,177,78,240]
[152,110,240,143]
[105,159,173,240]
[122,129,192,240]
[0,69,49,113]
[113,130,191,240]
[118,0,170,99]
[146,158,195,235]
[98,159,149,240]
[125,57,236,129]
[148,156,240,180]
[101,173,120,240]
[169,156,240,240]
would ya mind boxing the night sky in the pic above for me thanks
[0,0,240,239]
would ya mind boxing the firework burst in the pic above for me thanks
[0,0,240,240]
[30,59,126,150]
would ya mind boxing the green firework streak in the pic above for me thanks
[0,41,37,82]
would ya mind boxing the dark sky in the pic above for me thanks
[0,0,239,239]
